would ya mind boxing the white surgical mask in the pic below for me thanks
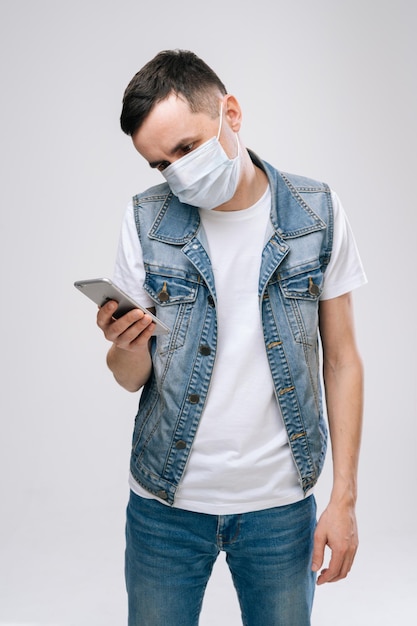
[162,104,240,210]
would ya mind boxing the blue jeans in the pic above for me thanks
[125,491,317,626]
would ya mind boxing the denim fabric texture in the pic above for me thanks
[125,491,317,626]
[128,151,334,505]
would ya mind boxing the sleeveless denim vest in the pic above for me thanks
[129,152,334,505]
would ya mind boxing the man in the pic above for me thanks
[97,49,366,626]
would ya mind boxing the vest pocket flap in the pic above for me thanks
[278,264,323,300]
[144,274,198,306]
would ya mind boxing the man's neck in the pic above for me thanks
[214,150,268,212]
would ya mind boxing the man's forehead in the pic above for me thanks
[148,93,193,123]
[135,96,195,141]
[133,95,215,156]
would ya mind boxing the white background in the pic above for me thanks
[1,1,416,624]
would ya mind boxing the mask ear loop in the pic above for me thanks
[216,101,224,141]
[217,99,240,157]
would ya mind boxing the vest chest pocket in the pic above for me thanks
[144,273,198,354]
[277,264,323,346]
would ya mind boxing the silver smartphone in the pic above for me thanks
[74,277,170,336]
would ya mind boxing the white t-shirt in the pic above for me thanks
[113,186,367,514]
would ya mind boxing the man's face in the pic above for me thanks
[132,93,238,173]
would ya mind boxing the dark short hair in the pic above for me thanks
[120,49,227,136]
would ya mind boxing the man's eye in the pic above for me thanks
[182,143,194,155]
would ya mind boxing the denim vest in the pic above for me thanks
[130,152,334,505]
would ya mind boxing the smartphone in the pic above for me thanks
[74,277,170,336]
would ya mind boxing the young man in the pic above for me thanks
[97,49,366,626]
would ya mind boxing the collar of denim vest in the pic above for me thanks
[147,149,327,245]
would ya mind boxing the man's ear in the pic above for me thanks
[224,94,242,132]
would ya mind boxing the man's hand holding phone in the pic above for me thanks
[97,300,156,352]
[96,301,155,391]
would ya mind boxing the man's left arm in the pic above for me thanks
[312,292,364,585]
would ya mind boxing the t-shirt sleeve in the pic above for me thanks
[320,190,367,300]
[112,200,154,308]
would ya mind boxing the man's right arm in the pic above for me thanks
[97,300,154,392]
